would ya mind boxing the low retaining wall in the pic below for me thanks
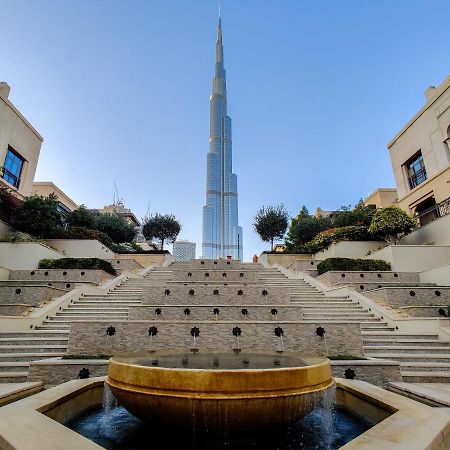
[141,285,290,305]
[9,269,113,285]
[0,304,32,316]
[66,321,364,357]
[171,269,260,283]
[129,305,303,321]
[317,271,419,286]
[365,287,450,309]
[0,285,66,306]
[27,359,109,388]
[27,358,401,389]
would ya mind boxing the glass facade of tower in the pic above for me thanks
[202,18,243,260]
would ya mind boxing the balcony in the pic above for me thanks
[414,196,450,226]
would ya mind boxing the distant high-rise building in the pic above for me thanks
[173,240,196,261]
[201,16,243,260]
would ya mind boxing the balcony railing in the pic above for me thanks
[414,197,450,226]
[408,167,427,189]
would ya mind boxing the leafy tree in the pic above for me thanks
[13,194,62,238]
[285,206,331,252]
[142,213,181,250]
[95,213,136,244]
[253,204,289,251]
[368,206,416,244]
[333,200,375,227]
[0,184,20,224]
[66,205,97,229]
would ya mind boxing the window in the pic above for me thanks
[2,147,25,188]
[405,152,427,189]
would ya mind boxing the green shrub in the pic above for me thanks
[332,201,375,228]
[317,257,391,275]
[57,226,113,247]
[369,206,416,244]
[66,205,97,229]
[38,258,116,275]
[0,231,35,243]
[285,207,332,252]
[306,226,374,253]
[95,213,136,244]
[13,194,62,238]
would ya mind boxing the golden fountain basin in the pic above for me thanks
[105,350,334,431]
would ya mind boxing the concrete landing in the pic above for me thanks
[389,382,450,407]
[0,382,43,407]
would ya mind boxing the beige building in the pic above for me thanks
[388,75,450,225]
[32,181,78,216]
[363,188,398,209]
[0,82,43,198]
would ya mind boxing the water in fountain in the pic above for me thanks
[68,401,370,450]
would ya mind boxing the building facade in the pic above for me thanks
[173,240,196,261]
[388,75,450,225]
[201,18,243,260]
[0,82,43,198]
[363,188,398,209]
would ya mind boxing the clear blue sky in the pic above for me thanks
[1,1,449,260]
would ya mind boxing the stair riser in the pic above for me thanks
[0,375,27,382]
[0,355,64,362]
[401,375,450,383]
[0,340,68,346]
[0,366,29,372]
[366,348,450,354]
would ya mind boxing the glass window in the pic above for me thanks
[405,152,427,189]
[2,147,25,188]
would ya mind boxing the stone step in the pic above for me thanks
[363,339,448,347]
[367,353,450,362]
[365,345,450,354]
[400,362,450,372]
[68,306,130,311]
[0,372,28,382]
[0,352,65,361]
[0,330,69,338]
[400,371,450,383]
[302,313,376,319]
[0,362,30,372]
[361,332,439,339]
[60,309,129,313]
[0,338,69,345]
[76,300,142,305]
[0,345,67,353]
[36,325,71,330]
[51,315,127,320]
[360,325,395,330]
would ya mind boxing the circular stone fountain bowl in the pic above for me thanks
[105,350,334,431]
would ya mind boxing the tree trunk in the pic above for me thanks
[161,237,165,250]
[271,237,274,251]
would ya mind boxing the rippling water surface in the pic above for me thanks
[68,405,371,450]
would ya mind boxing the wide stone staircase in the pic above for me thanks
[261,269,450,383]
[1,263,449,383]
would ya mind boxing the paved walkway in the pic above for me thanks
[389,382,450,407]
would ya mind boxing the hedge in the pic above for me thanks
[56,226,114,247]
[38,258,116,275]
[317,257,391,275]
[306,226,375,254]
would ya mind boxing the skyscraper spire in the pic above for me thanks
[202,15,243,260]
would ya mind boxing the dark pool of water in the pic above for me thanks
[118,352,309,370]
[67,406,371,449]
